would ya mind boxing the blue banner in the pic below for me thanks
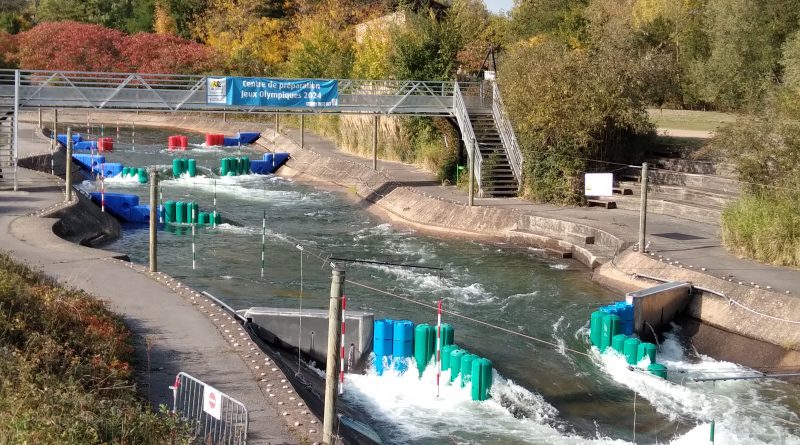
[207,77,338,108]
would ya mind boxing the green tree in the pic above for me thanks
[163,0,207,38]
[390,10,460,80]
[36,0,134,31]
[125,0,155,33]
[509,0,588,46]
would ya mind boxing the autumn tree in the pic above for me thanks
[13,22,126,71]
[119,32,218,73]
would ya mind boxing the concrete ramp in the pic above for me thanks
[240,307,374,368]
[626,281,692,339]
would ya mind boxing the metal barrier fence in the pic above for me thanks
[171,372,248,444]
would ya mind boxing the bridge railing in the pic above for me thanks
[0,69,489,115]
[453,81,482,196]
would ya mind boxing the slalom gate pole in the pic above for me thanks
[261,210,266,278]
[436,299,442,397]
[340,295,346,395]
[213,180,218,228]
[159,191,163,224]
[132,120,135,151]
[100,170,105,212]
[192,207,196,270]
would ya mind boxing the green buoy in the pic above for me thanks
[637,342,657,365]
[122,167,129,177]
[590,311,605,346]
[460,354,476,388]
[213,212,222,225]
[425,325,436,364]
[471,358,493,401]
[220,158,229,176]
[647,363,668,379]
[198,212,208,225]
[172,158,183,178]
[600,314,621,353]
[186,202,196,224]
[623,337,641,365]
[175,201,186,224]
[228,158,238,176]
[449,349,465,382]
[164,200,176,223]
[137,168,148,184]
[414,324,431,375]
[441,344,456,371]
[611,334,627,354]
[240,156,250,175]
[441,323,454,347]
[187,158,197,177]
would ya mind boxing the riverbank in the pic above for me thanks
[33,110,800,371]
[1,121,311,444]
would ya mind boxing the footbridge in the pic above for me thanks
[0,69,522,197]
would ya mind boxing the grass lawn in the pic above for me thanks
[647,108,738,132]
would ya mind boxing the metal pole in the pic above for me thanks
[37,107,42,129]
[149,167,158,273]
[323,267,344,445]
[13,70,19,192]
[638,162,648,253]
[65,127,73,202]
[213,180,217,228]
[261,210,266,278]
[191,206,196,270]
[372,115,378,171]
[468,139,475,207]
[51,109,58,176]
[300,114,305,148]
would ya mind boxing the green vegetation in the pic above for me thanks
[721,196,800,266]
[0,252,191,443]
[646,109,737,133]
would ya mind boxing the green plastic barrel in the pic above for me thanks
[187,158,197,177]
[590,311,605,346]
[441,344,455,371]
[599,314,621,353]
[647,363,668,379]
[623,337,641,365]
[441,323,454,347]
[121,167,129,177]
[197,211,207,226]
[172,158,182,178]
[187,202,197,223]
[414,324,431,375]
[460,354,476,387]
[240,156,251,175]
[164,200,176,223]
[220,158,229,176]
[426,325,436,364]
[449,349,464,382]
[213,211,221,225]
[611,334,627,354]
[228,158,238,176]
[137,168,148,184]
[637,342,657,365]
[175,201,186,224]
[237,156,246,175]
[471,358,493,401]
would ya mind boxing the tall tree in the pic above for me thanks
[36,0,134,31]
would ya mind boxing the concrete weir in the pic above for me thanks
[240,307,374,368]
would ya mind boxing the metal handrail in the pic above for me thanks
[491,81,522,187]
[453,81,482,195]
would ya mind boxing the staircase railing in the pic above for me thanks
[453,81,482,196]
[490,81,522,188]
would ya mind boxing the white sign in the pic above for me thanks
[484,70,496,80]
[207,77,227,105]
[203,384,222,420]
[584,173,613,197]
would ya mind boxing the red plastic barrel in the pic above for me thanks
[98,137,114,151]
[168,135,177,149]
[214,134,224,146]
[178,135,189,149]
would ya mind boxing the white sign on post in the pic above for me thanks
[584,173,614,197]
[203,384,222,420]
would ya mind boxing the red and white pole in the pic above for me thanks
[436,299,442,397]
[100,169,105,212]
[339,295,347,395]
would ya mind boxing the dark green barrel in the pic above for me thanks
[590,311,605,347]
[440,323,454,347]
[623,337,641,365]
[187,158,197,177]
[188,202,198,223]
[449,349,465,382]
[237,156,246,175]
[137,168,148,184]
[414,324,431,375]
[197,211,208,226]
[164,200,176,223]
[122,167,130,177]
[175,201,186,224]
[600,314,621,353]
[213,211,221,225]
[172,158,183,178]
[240,156,250,174]
[228,158,238,176]
[637,342,657,364]
[647,363,668,379]
[220,158,229,176]
[471,358,493,401]
[460,354,476,388]
[441,344,456,371]
[612,334,627,354]
[426,325,436,364]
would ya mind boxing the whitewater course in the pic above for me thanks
[9,112,800,445]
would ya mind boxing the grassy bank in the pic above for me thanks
[721,195,800,267]
[0,252,191,444]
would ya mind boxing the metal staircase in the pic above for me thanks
[452,80,521,197]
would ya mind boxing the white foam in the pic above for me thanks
[549,263,570,270]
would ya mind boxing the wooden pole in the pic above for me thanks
[323,267,344,444]
[149,167,158,273]
[638,162,648,253]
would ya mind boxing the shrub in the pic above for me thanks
[721,195,800,266]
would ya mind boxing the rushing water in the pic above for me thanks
[82,126,800,444]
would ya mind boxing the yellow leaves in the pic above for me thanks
[154,1,177,35]
[242,18,287,70]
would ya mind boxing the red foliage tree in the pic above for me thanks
[10,22,220,74]
[13,22,126,71]
[119,33,218,74]
[0,31,16,68]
